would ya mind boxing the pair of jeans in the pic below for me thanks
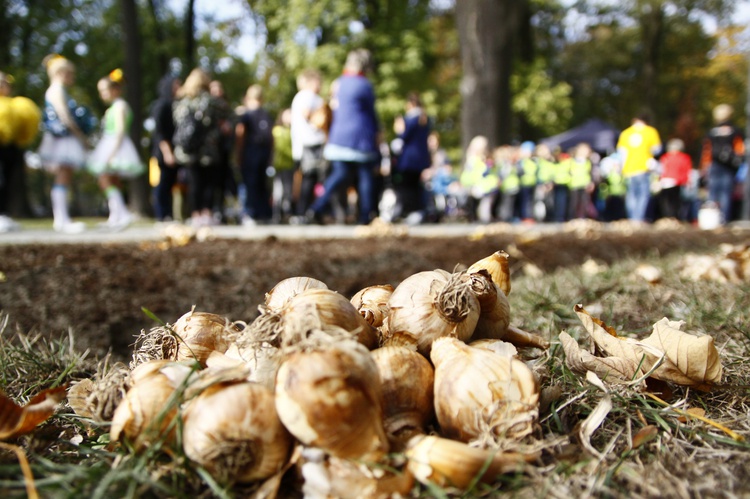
[625,172,651,222]
[153,153,181,221]
[311,159,376,224]
[708,164,736,223]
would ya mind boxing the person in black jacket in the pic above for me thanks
[235,84,274,225]
[150,74,181,222]
[700,104,745,224]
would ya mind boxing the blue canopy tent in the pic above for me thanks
[541,118,620,154]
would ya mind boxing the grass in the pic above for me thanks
[1,246,749,498]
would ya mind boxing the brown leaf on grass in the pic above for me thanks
[560,332,640,382]
[0,386,67,440]
[563,307,723,389]
[631,425,659,449]
[641,318,723,388]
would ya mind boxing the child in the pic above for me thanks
[565,142,594,219]
[38,54,92,233]
[87,69,144,230]
[657,138,692,220]
[459,135,499,223]
[272,108,294,222]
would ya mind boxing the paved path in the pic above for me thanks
[0,221,509,245]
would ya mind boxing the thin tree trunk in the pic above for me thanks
[185,0,196,70]
[639,1,664,121]
[121,0,149,215]
[147,0,170,75]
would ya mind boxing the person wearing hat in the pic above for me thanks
[700,104,745,224]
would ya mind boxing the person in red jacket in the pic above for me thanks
[657,138,692,220]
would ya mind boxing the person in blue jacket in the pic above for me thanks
[391,92,431,224]
[306,49,380,225]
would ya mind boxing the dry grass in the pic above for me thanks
[1,245,749,498]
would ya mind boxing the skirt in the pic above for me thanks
[87,134,145,179]
[38,133,88,170]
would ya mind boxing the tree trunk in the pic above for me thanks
[456,0,523,151]
[147,0,170,75]
[639,1,664,122]
[121,0,150,215]
[185,0,196,70]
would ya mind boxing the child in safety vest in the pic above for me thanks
[598,151,627,221]
[517,141,537,222]
[565,142,595,219]
[496,145,520,222]
[459,135,499,223]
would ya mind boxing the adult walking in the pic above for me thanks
[617,113,662,222]
[172,68,228,227]
[700,104,745,224]
[306,49,380,225]
[291,69,328,219]
[235,84,274,225]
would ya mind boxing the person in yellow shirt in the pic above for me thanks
[616,113,662,222]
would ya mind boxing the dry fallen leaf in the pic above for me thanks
[561,306,723,389]
[0,386,67,440]
[631,425,659,449]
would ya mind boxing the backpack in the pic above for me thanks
[709,125,743,171]
[173,99,209,155]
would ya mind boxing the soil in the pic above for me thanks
[1,224,747,361]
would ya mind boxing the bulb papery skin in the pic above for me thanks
[469,271,511,341]
[282,288,379,350]
[431,337,539,443]
[110,362,195,450]
[274,341,389,461]
[468,251,511,296]
[182,381,293,484]
[405,434,534,490]
[173,311,237,366]
[350,284,394,329]
[371,345,435,450]
[387,270,480,356]
[265,276,328,312]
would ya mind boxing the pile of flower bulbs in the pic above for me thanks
[68,251,550,496]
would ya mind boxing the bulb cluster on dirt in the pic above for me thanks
[68,251,550,494]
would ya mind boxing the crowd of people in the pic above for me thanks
[0,50,748,234]
[446,108,746,227]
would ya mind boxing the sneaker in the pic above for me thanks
[0,215,21,233]
[242,216,257,227]
[54,221,86,234]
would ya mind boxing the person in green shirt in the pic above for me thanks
[566,142,595,219]
[272,108,294,223]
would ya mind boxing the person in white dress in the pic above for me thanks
[38,55,92,233]
[87,69,144,230]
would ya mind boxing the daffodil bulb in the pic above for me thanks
[265,276,328,312]
[173,310,240,366]
[182,381,293,484]
[275,340,389,461]
[431,337,539,443]
[406,434,537,490]
[371,345,434,450]
[386,270,480,356]
[468,251,511,296]
[469,270,511,341]
[281,288,379,350]
[350,284,394,330]
[110,361,196,451]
